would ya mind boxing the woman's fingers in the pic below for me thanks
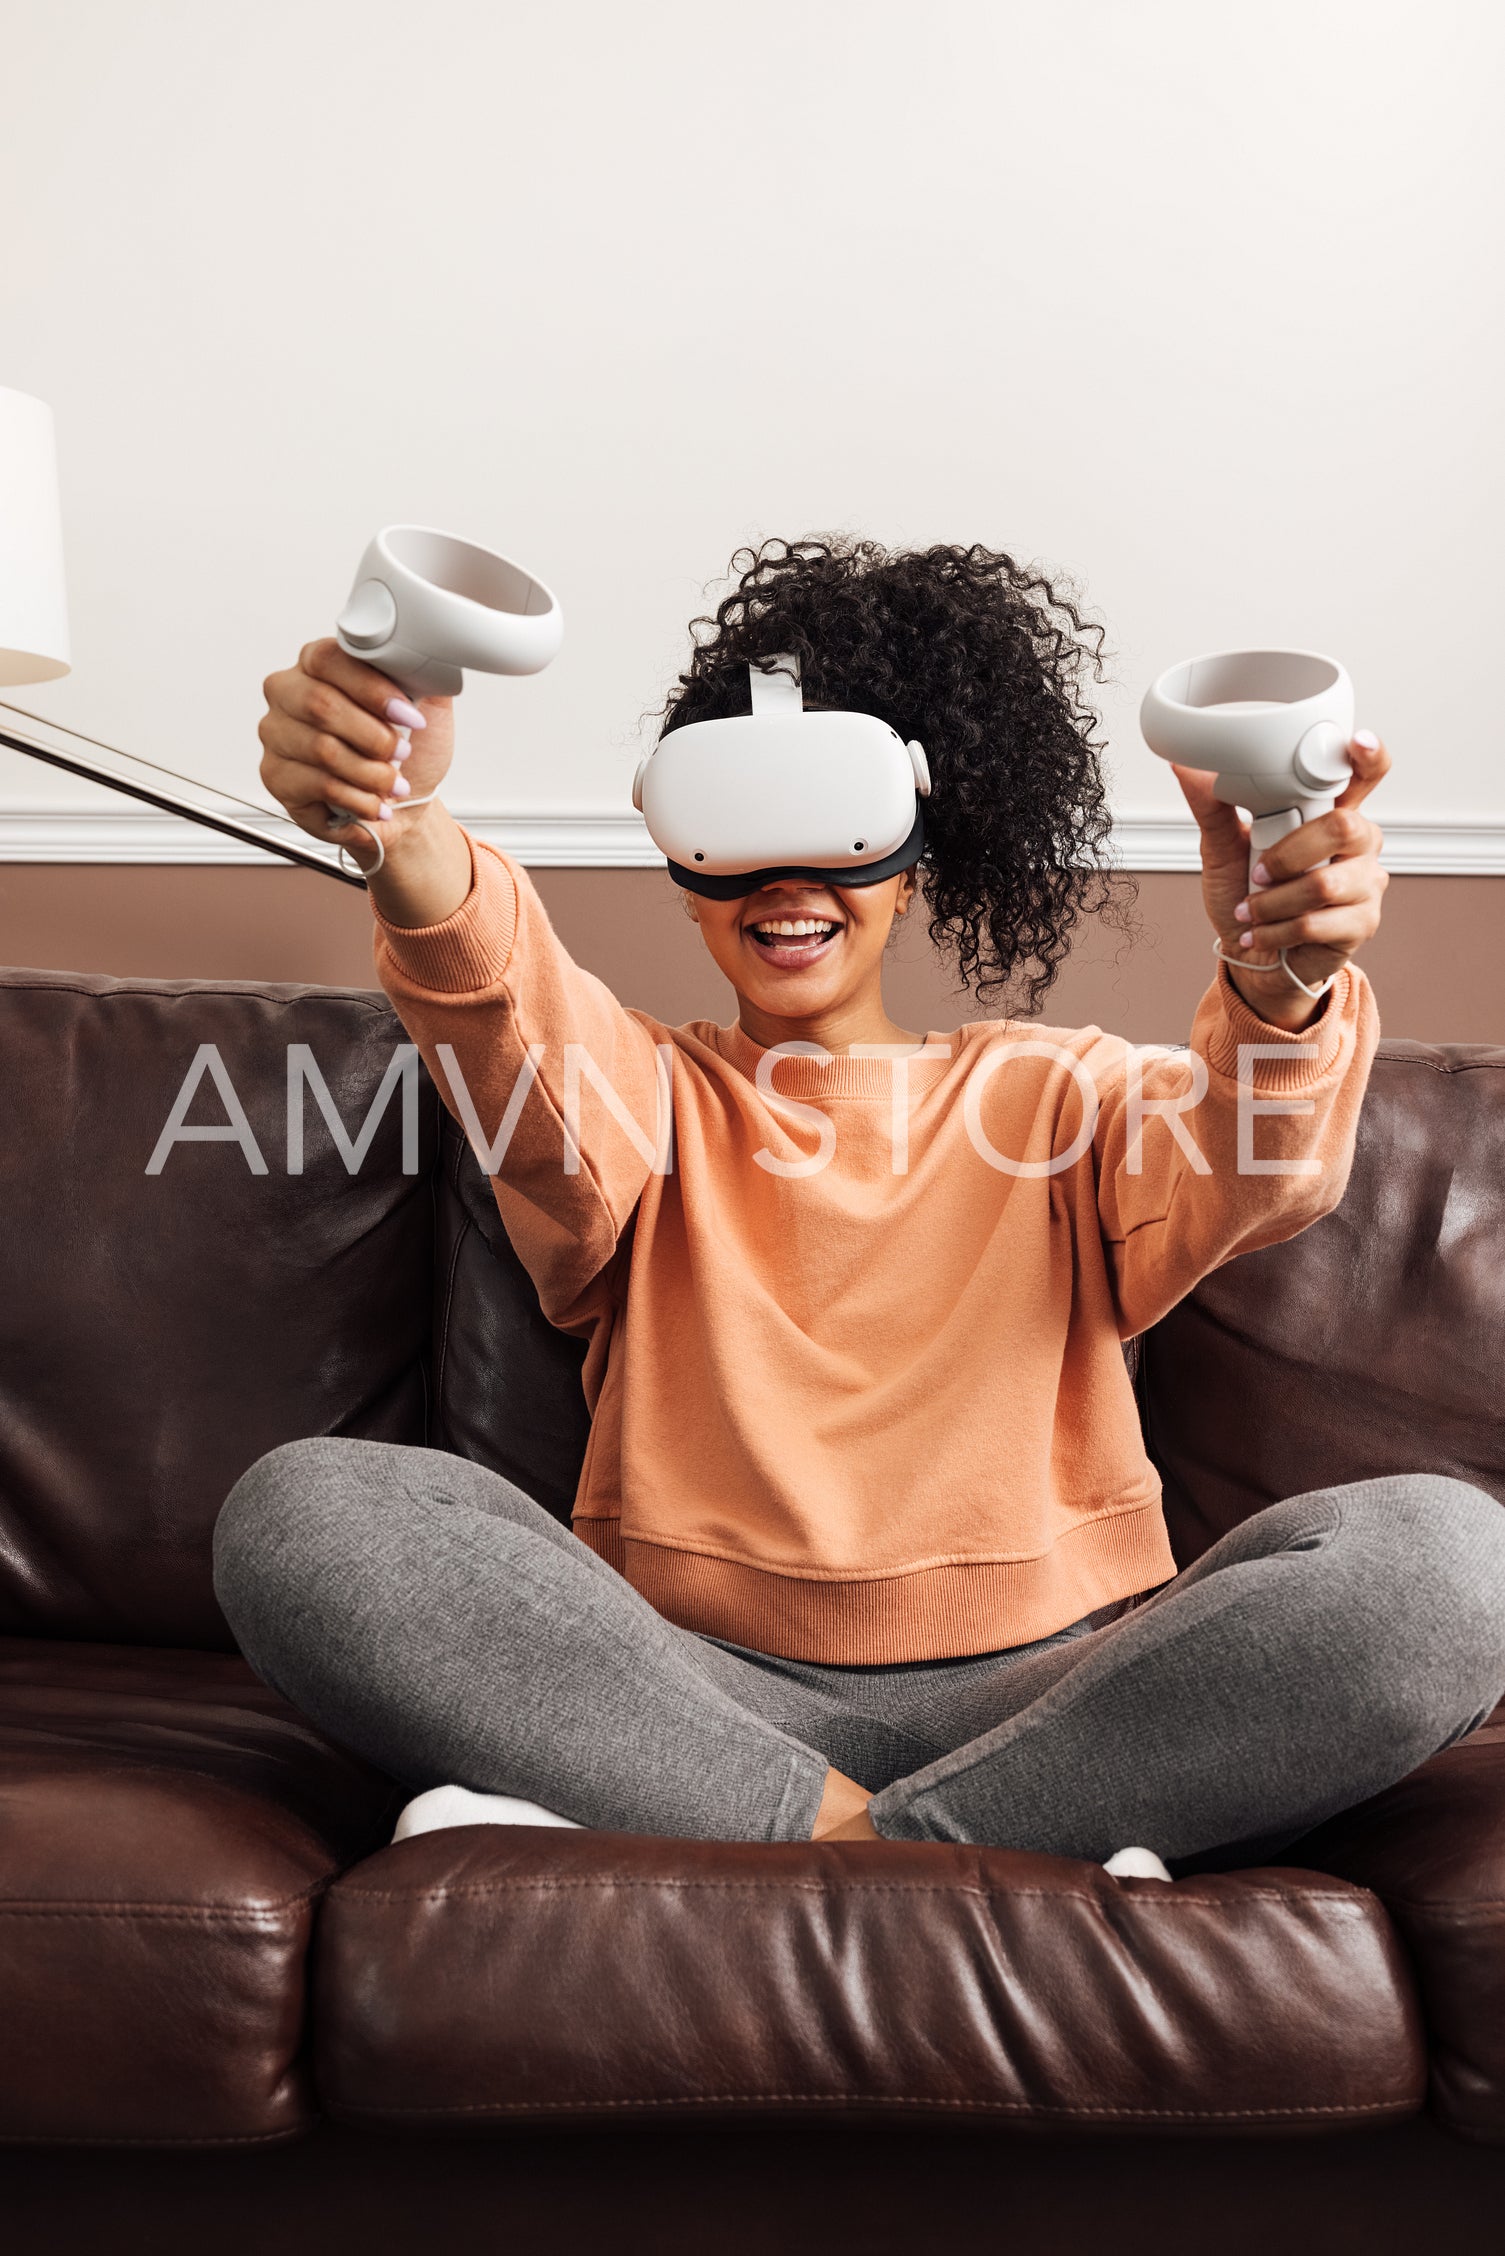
[1243,846,1383,922]
[274,646,407,762]
[1251,803,1383,885]
[1171,763,1247,850]
[1186,726,1391,980]
[1334,730,1390,811]
[258,635,457,855]
[299,635,429,725]
[260,746,392,832]
[297,637,399,709]
[1170,763,1222,825]
[1235,894,1386,957]
[259,707,405,797]
[1238,857,1389,953]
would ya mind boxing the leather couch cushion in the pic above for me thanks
[1283,1700,1505,2144]
[315,1829,1425,2135]
[0,1636,398,2144]
[1141,1042,1505,1567]
[429,1111,592,1522]
[0,969,436,1646]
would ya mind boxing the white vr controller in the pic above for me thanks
[335,525,563,698]
[633,655,932,897]
[327,525,563,871]
[1139,648,1354,887]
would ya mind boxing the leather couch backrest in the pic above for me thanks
[0,968,436,1647]
[6,967,1499,1647]
[428,1111,592,1523]
[1142,1040,1505,1567]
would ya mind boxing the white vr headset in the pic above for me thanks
[633,656,932,898]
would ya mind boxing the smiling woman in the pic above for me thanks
[220,519,1465,1880]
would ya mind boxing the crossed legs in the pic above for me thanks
[214,1439,1505,1863]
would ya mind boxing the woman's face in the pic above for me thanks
[687,869,917,1024]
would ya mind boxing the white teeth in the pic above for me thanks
[751,919,836,938]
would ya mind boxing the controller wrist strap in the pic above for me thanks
[327,785,441,878]
[1212,934,1337,1001]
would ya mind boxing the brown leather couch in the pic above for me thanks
[4,961,1505,2254]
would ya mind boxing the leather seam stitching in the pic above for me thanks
[0,2128,306,2149]
[0,979,394,1014]
[334,1878,1375,1910]
[1371,1052,1505,1076]
[0,1895,322,1921]
[432,1180,469,1419]
[325,2093,1418,2122]
[1382,1899,1505,1923]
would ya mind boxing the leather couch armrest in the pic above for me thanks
[1285,1703,1505,2143]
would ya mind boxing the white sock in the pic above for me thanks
[392,1783,585,1844]
[1103,1845,1173,1882]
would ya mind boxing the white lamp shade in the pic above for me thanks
[0,387,70,686]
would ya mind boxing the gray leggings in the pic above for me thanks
[213,1440,1505,1865]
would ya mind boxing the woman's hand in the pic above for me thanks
[258,639,456,868]
[1172,732,1391,1030]
[258,639,473,925]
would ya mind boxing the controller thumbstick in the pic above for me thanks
[336,579,399,651]
[1292,721,1352,791]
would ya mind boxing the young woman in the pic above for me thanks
[216,538,1505,1868]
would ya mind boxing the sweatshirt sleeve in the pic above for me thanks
[1091,958,1380,1339]
[371,832,671,1336]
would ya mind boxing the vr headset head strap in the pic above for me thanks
[748,656,803,715]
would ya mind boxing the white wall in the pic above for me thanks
[2,0,1501,850]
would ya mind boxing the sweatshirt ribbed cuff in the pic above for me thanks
[1202,960,1358,1092]
[372,834,519,997]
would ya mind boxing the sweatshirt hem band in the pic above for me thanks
[576,1502,1179,1665]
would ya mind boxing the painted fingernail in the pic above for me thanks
[385,697,427,731]
[1239,931,1254,947]
[1250,861,1270,887]
[1352,729,1380,751]
[1234,899,1251,923]
[391,772,411,798]
[377,803,393,822]
[391,739,411,762]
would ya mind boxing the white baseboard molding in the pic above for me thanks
[1,806,1503,876]
[0,807,663,869]
[1104,817,1505,875]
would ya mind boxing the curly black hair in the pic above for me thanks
[657,536,1136,1013]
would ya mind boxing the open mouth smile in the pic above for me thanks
[744,915,844,969]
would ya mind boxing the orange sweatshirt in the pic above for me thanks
[374,834,1379,1664]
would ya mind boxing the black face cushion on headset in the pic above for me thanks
[667,804,926,901]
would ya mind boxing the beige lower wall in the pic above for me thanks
[0,863,1496,1044]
